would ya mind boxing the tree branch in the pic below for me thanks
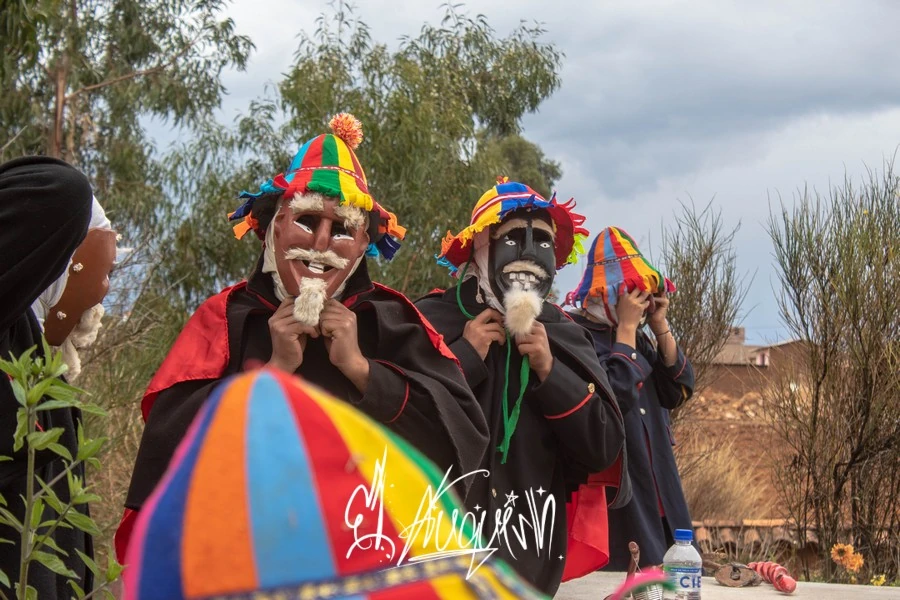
[65,63,168,102]
[0,125,29,156]
[65,37,199,102]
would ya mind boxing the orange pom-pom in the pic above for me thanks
[329,113,364,150]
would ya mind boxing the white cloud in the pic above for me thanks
[551,107,900,344]
[187,0,900,344]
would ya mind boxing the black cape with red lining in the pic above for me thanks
[415,279,631,597]
[118,258,489,558]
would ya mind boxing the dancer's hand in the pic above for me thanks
[320,299,369,392]
[648,292,670,336]
[267,298,319,373]
[615,287,650,349]
[463,308,506,360]
[617,287,651,333]
[515,321,553,381]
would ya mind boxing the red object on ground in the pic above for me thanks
[774,572,798,593]
[748,561,796,594]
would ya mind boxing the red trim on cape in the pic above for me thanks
[141,281,459,422]
[114,508,138,564]
[140,282,244,421]
[373,360,410,423]
[553,303,576,322]
[545,391,593,420]
[370,282,460,369]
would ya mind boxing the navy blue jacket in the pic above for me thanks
[570,313,694,570]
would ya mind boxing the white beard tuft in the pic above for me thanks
[503,288,542,337]
[292,278,328,326]
[58,304,105,381]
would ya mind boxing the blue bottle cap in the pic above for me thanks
[674,528,693,542]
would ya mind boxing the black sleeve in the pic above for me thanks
[651,344,695,410]
[527,358,625,473]
[448,337,489,388]
[598,341,653,415]
[367,302,489,497]
[0,156,92,331]
[124,378,222,510]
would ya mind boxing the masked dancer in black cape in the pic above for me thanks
[416,178,630,596]
[565,226,695,570]
[117,115,488,561]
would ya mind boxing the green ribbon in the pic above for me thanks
[497,333,529,464]
[454,256,530,465]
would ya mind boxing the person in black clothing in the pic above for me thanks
[566,226,695,569]
[116,115,488,561]
[0,156,95,598]
[416,178,628,596]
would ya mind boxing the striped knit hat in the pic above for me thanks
[229,114,406,260]
[436,177,588,273]
[567,227,675,325]
[123,369,546,600]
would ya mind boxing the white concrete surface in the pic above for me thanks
[557,571,900,599]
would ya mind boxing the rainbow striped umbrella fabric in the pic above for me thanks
[123,369,545,600]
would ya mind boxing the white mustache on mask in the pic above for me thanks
[283,247,349,270]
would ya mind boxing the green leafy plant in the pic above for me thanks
[0,339,122,600]
[160,1,564,304]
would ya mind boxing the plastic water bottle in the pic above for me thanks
[663,528,702,599]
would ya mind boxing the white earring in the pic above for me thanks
[56,311,67,320]
[72,263,84,272]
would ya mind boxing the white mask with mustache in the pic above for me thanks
[263,219,364,324]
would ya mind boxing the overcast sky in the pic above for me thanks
[186,0,900,344]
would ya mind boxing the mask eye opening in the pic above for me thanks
[294,214,319,233]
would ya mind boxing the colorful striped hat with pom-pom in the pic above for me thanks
[567,226,675,325]
[229,113,406,260]
[436,177,588,274]
[123,368,546,600]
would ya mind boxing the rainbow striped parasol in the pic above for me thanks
[123,369,545,600]
[567,227,675,325]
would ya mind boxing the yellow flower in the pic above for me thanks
[831,543,854,564]
[870,574,886,586]
[846,553,864,573]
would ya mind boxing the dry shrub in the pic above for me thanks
[679,438,773,522]
[766,160,900,582]
[658,199,750,422]
[77,285,188,556]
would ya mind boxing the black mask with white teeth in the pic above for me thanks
[488,209,556,304]
[502,267,546,292]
